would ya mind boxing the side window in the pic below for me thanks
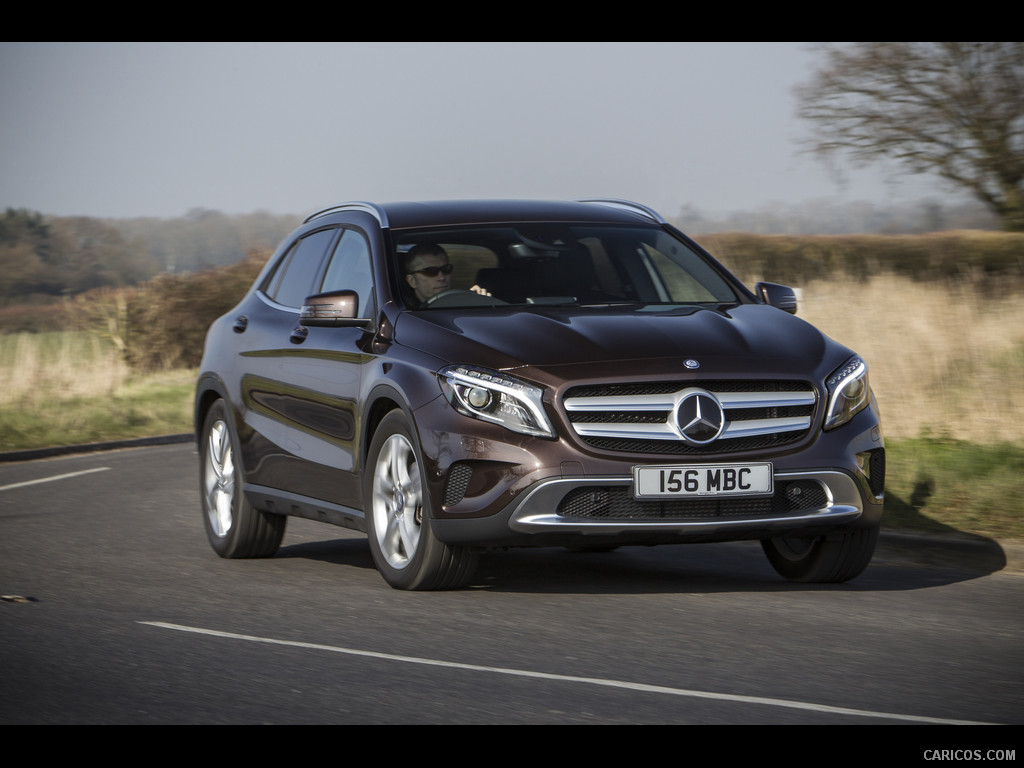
[264,228,338,308]
[320,229,374,317]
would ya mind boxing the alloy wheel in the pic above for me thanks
[370,433,423,569]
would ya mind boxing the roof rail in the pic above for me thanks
[576,198,666,224]
[303,202,389,227]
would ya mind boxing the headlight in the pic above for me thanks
[824,356,871,431]
[439,365,555,438]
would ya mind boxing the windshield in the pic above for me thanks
[393,224,739,310]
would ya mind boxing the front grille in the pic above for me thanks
[563,379,817,455]
[557,480,828,520]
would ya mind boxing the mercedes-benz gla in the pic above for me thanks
[195,199,884,589]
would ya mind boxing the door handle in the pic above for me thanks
[232,316,249,333]
[289,326,309,344]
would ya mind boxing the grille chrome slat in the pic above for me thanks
[716,391,817,408]
[719,416,812,438]
[565,395,678,412]
[572,416,811,441]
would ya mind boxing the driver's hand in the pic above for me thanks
[470,284,492,296]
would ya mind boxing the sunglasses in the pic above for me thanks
[411,264,454,277]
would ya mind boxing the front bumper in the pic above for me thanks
[417,393,884,549]
[433,467,881,547]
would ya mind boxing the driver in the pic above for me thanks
[403,243,453,305]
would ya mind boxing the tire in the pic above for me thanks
[364,411,477,590]
[200,399,285,558]
[761,524,879,583]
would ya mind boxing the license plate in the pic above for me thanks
[633,463,773,498]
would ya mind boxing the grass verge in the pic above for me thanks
[0,369,195,452]
[883,439,1024,540]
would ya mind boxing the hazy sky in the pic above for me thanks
[1,42,953,220]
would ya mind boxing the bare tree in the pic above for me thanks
[797,42,1024,231]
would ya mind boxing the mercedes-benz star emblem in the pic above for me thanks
[675,390,725,445]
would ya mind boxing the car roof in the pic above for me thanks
[304,199,667,229]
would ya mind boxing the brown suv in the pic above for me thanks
[195,199,884,589]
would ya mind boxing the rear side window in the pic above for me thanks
[263,228,338,308]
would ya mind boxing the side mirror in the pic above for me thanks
[300,290,374,328]
[755,282,798,315]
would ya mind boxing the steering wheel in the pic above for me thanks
[426,289,506,308]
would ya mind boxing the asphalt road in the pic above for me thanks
[1,443,1021,726]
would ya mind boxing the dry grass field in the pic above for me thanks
[0,331,193,450]
[0,331,130,405]
[797,274,1024,443]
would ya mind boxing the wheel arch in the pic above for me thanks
[359,351,444,466]
[360,384,415,469]
[194,374,230,443]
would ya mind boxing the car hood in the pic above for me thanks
[394,304,853,380]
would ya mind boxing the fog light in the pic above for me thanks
[855,451,870,474]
